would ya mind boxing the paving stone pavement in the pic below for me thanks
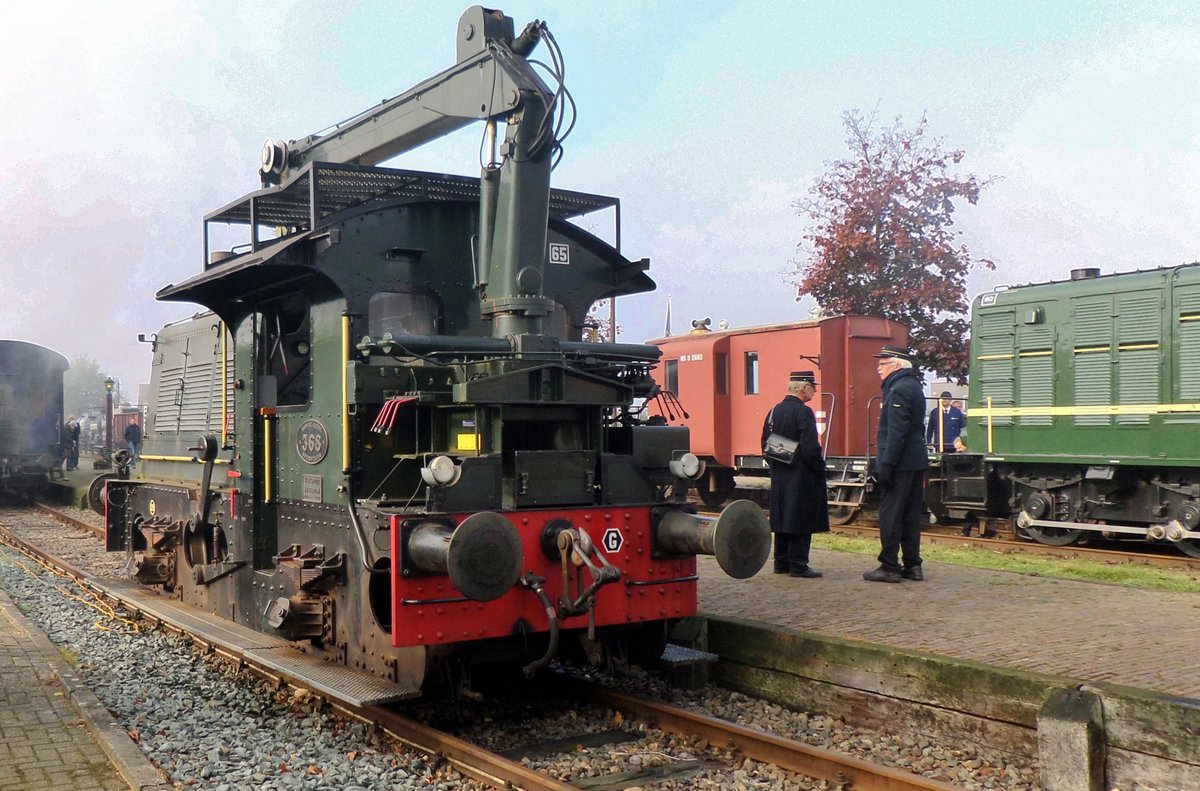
[698,548,1200,699]
[0,588,134,791]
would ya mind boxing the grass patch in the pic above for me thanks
[58,646,80,667]
[812,531,1200,593]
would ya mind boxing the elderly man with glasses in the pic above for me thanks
[864,346,929,583]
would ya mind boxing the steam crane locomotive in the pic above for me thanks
[105,7,770,699]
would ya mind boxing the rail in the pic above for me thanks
[9,501,968,791]
[567,679,962,791]
[0,513,578,791]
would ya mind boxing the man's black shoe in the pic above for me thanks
[862,566,902,583]
[789,568,823,578]
[901,566,924,581]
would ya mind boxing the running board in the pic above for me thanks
[659,643,718,692]
[660,643,717,667]
[93,579,419,705]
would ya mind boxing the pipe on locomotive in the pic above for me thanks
[356,333,661,362]
[519,572,558,677]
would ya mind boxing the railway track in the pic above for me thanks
[0,501,970,791]
[696,501,1200,571]
[834,518,1200,571]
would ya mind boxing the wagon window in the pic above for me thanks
[715,352,728,395]
[26,381,45,418]
[664,359,679,396]
[744,351,759,395]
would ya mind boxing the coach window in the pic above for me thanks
[715,352,729,395]
[665,359,679,396]
[744,351,759,395]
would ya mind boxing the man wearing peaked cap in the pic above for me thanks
[864,345,929,583]
[927,390,965,454]
[761,370,829,579]
[873,345,912,361]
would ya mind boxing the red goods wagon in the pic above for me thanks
[647,316,907,520]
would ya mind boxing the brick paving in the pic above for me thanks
[0,589,130,791]
[698,548,1200,699]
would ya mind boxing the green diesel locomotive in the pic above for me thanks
[929,264,1200,557]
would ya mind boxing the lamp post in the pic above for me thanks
[104,377,114,464]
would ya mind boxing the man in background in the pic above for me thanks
[64,415,80,471]
[926,390,965,453]
[123,418,142,469]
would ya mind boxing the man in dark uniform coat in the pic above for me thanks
[865,346,930,582]
[64,415,81,471]
[761,370,829,578]
[926,390,965,453]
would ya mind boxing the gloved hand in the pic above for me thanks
[876,463,894,488]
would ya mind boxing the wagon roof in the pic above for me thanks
[645,315,902,345]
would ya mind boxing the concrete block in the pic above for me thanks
[1038,686,1105,791]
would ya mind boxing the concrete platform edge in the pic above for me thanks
[699,612,1200,790]
[0,590,170,791]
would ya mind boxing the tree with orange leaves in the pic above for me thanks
[793,111,995,381]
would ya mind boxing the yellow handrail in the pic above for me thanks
[986,396,993,453]
[262,411,273,503]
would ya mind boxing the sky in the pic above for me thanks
[3,0,1200,394]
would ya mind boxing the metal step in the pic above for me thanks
[659,643,717,668]
[94,579,418,705]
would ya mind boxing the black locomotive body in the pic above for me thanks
[103,7,769,699]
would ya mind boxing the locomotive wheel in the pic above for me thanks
[1175,539,1200,559]
[827,485,858,526]
[1023,524,1085,546]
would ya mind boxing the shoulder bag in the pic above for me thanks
[763,406,799,465]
